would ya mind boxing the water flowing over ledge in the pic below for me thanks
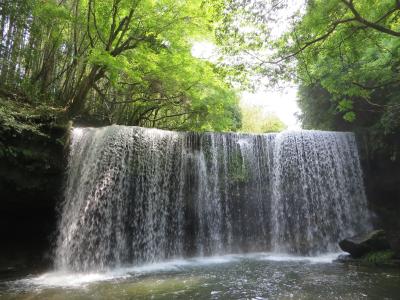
[55,126,371,272]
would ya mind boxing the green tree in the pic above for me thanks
[0,0,242,132]
[240,104,286,133]
[284,0,400,155]
[220,0,400,153]
[219,0,400,119]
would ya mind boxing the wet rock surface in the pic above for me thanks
[339,230,391,258]
[0,116,68,270]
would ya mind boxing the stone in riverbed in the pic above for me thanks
[339,230,391,258]
[335,254,355,263]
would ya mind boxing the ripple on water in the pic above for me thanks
[1,253,400,300]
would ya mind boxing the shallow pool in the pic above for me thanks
[1,253,399,299]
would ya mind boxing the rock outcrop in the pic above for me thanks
[339,230,391,258]
[0,99,69,272]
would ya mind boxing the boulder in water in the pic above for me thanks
[339,230,391,258]
[335,254,355,263]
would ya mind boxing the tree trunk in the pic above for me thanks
[66,66,104,117]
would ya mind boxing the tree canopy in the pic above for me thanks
[218,0,400,153]
[2,0,399,142]
[291,0,400,155]
[0,0,242,131]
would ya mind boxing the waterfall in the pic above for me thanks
[55,126,371,271]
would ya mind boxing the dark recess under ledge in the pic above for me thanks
[0,116,68,273]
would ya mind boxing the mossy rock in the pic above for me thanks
[362,250,395,265]
[339,230,391,258]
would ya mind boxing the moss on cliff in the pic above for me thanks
[0,97,69,271]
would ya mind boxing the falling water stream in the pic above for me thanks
[55,126,370,271]
[1,126,399,299]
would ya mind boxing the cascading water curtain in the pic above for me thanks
[55,125,371,271]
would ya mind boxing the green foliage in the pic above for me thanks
[219,0,400,135]
[0,97,59,137]
[297,84,338,130]
[261,115,288,133]
[338,100,353,113]
[228,152,249,183]
[274,0,400,156]
[343,112,356,123]
[0,0,241,132]
[240,104,286,133]
[362,250,395,265]
[287,0,400,125]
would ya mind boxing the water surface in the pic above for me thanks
[1,253,399,299]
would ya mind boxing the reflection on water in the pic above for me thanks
[1,253,399,299]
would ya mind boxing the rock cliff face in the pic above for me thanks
[0,107,68,271]
[357,134,400,258]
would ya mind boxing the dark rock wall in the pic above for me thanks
[357,133,400,256]
[0,122,68,271]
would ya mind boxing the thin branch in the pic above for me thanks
[274,18,357,64]
[253,18,357,66]
[151,111,196,122]
[341,0,400,37]
[87,0,95,47]
[90,0,107,46]
[352,80,400,90]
